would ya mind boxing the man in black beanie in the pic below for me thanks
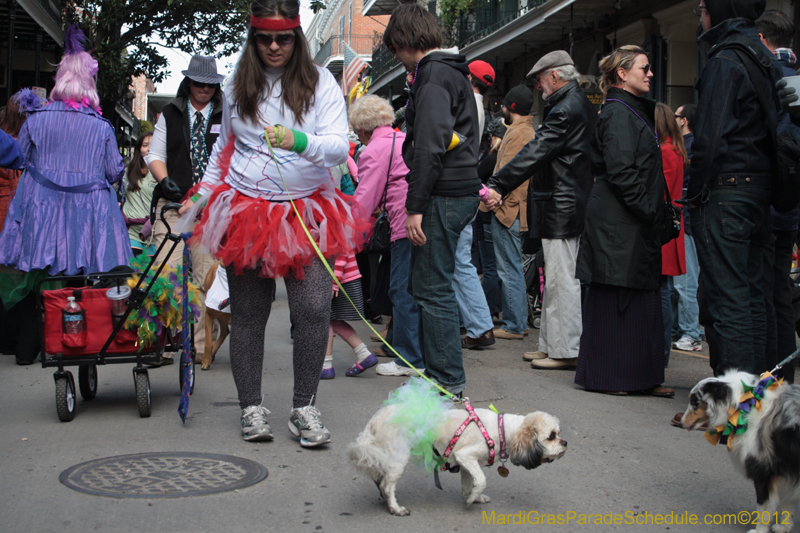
[485,85,535,342]
[688,0,782,376]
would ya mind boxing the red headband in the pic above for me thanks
[250,15,301,31]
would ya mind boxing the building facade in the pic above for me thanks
[131,74,155,123]
[307,0,389,94]
[365,0,797,126]
[1,0,65,104]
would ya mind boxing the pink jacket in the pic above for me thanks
[354,126,409,244]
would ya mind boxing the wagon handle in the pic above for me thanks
[160,202,183,235]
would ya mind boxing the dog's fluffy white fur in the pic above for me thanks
[681,370,800,533]
[348,403,567,515]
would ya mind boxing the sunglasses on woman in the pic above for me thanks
[255,33,295,47]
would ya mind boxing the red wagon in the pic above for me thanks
[36,204,196,421]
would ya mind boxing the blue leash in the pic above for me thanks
[177,232,193,423]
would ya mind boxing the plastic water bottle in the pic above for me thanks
[62,296,86,347]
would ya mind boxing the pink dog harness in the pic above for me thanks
[440,399,496,469]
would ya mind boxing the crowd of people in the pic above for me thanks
[0,0,799,445]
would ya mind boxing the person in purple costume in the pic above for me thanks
[0,24,130,364]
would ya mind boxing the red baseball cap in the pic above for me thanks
[469,60,495,87]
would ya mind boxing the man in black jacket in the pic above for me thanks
[145,55,223,365]
[689,0,779,375]
[756,9,799,382]
[383,4,481,396]
[487,50,596,371]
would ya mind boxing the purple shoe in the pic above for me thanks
[320,367,335,380]
[345,354,378,377]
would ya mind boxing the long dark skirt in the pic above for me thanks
[575,283,665,392]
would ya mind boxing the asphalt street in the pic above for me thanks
[0,280,774,532]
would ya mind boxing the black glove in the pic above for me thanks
[159,176,183,202]
[777,77,800,118]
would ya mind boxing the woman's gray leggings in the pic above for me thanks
[226,258,331,409]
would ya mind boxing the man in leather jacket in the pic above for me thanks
[689,0,779,375]
[487,50,596,371]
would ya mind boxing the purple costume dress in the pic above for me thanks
[0,102,131,278]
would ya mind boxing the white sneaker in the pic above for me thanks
[288,404,331,447]
[241,405,274,442]
[376,361,422,376]
[674,336,702,352]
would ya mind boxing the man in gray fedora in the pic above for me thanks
[145,54,224,366]
[487,50,596,370]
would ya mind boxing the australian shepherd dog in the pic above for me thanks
[680,371,800,533]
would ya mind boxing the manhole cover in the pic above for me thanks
[60,452,268,498]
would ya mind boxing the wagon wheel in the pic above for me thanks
[78,364,98,400]
[133,370,151,418]
[533,316,541,329]
[55,372,76,422]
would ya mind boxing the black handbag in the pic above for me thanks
[367,134,395,254]
[660,183,682,246]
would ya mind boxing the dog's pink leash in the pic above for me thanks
[440,399,496,468]
[431,401,509,489]
[439,399,509,472]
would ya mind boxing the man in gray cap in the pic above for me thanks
[487,50,596,370]
[145,54,224,366]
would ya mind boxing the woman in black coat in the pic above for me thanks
[574,45,673,397]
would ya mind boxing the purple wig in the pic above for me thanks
[50,24,101,112]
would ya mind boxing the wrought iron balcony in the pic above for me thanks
[314,34,379,67]
[370,43,400,84]
[371,0,549,83]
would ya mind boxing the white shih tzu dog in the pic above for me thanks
[680,370,800,533]
[348,379,567,516]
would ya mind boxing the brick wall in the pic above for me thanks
[318,0,388,52]
[130,75,155,121]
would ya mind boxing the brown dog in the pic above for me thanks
[202,262,231,371]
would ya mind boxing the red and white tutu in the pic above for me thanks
[192,183,371,279]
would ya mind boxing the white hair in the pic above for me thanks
[550,64,581,82]
[349,95,395,135]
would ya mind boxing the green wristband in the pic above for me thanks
[191,193,201,202]
[290,129,308,154]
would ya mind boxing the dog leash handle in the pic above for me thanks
[771,347,800,375]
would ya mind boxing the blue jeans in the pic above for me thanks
[492,216,527,335]
[387,238,424,369]
[453,213,493,338]
[478,217,499,315]
[672,235,703,341]
[692,186,770,374]
[410,195,480,393]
